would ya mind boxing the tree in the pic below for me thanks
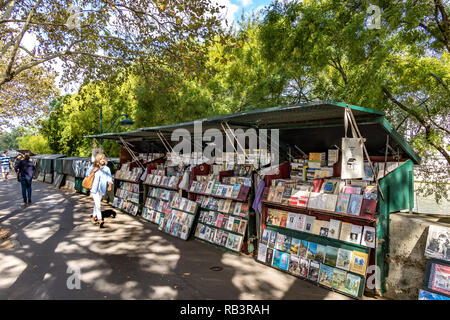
[258,0,449,201]
[16,133,52,154]
[0,0,225,124]
[0,127,24,150]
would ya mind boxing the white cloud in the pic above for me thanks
[239,0,253,7]
[214,0,240,26]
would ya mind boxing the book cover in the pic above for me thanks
[225,185,234,198]
[315,244,327,263]
[332,268,347,292]
[225,234,235,249]
[316,193,327,210]
[349,225,363,245]
[275,233,285,251]
[273,186,284,203]
[344,273,361,297]
[282,236,292,252]
[347,194,363,216]
[272,210,281,226]
[216,214,224,228]
[286,212,297,230]
[295,214,306,231]
[361,199,377,218]
[299,257,310,277]
[268,231,277,248]
[336,248,353,271]
[266,247,274,265]
[240,203,249,218]
[231,184,241,199]
[308,261,321,282]
[257,243,268,262]
[205,181,214,194]
[306,242,317,260]
[419,289,450,300]
[323,194,338,212]
[363,185,378,200]
[321,179,338,194]
[299,240,309,257]
[279,211,288,228]
[208,228,217,243]
[223,199,232,213]
[211,181,220,195]
[319,264,334,287]
[362,161,374,181]
[220,232,229,246]
[233,235,242,251]
[350,251,369,275]
[225,217,234,231]
[233,202,243,216]
[215,230,223,245]
[325,246,339,267]
[232,218,240,233]
[311,219,323,236]
[343,186,358,194]
[267,188,275,202]
[281,187,293,204]
[307,192,321,210]
[272,250,290,271]
[328,219,341,239]
[319,220,330,237]
[297,191,310,208]
[288,254,301,276]
[339,222,353,242]
[304,215,315,233]
[238,220,247,234]
[216,185,224,196]
[290,238,301,255]
[361,226,376,248]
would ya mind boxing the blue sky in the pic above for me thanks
[220,0,275,25]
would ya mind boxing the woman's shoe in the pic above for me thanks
[99,220,104,228]
[91,216,98,224]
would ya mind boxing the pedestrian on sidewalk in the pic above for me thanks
[86,153,113,228]
[14,153,35,205]
[14,155,23,182]
[1,150,12,181]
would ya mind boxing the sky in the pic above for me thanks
[218,0,274,24]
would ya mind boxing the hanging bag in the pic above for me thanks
[82,167,98,190]
[341,108,365,179]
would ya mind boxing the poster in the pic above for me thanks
[341,138,364,179]
[425,225,450,262]
[429,262,450,296]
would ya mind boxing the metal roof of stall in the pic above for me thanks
[85,101,421,164]
[31,154,66,159]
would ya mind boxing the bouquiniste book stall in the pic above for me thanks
[87,101,420,298]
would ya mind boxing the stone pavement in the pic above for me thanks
[0,176,354,300]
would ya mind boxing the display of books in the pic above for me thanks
[349,251,369,275]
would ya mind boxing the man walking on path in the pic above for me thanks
[1,150,12,181]
[14,153,35,205]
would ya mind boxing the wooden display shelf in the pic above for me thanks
[265,224,371,252]
[198,207,249,220]
[196,220,246,237]
[188,186,250,202]
[262,200,376,224]
[114,177,140,183]
[143,182,180,191]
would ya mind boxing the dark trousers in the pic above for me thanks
[20,176,32,202]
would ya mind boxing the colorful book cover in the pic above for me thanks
[321,179,337,194]
[306,242,317,260]
[363,185,378,200]
[233,202,243,216]
[279,211,288,228]
[257,243,268,262]
[220,232,229,246]
[307,192,321,210]
[336,193,350,213]
[238,220,247,234]
[290,238,301,255]
[216,185,224,196]
[272,250,290,271]
[261,229,270,245]
[332,268,347,292]
[299,240,309,257]
[288,254,301,276]
[323,194,338,212]
[231,184,241,199]
[299,257,310,277]
[223,199,232,213]
[216,214,224,228]
[429,262,450,296]
[267,187,275,202]
[297,191,310,208]
[282,236,292,252]
[361,226,376,248]
[344,273,361,297]
[240,203,249,218]
[268,231,277,248]
[319,220,330,237]
[315,244,327,263]
[336,248,353,271]
[205,181,214,194]
[325,246,339,267]
[339,222,353,242]
[418,289,450,300]
[273,186,284,203]
[232,218,240,233]
[225,233,235,249]
[225,185,234,198]
[308,261,321,282]
[350,251,369,275]
[225,217,234,231]
[211,181,220,195]
[319,264,334,287]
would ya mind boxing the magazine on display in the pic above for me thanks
[257,243,268,262]
[289,254,301,276]
[306,242,317,260]
[308,261,321,282]
[319,264,334,287]
[348,225,363,245]
[344,273,361,297]
[332,268,347,292]
[349,251,368,275]
[299,240,309,257]
[315,244,327,263]
[299,257,310,278]
[336,248,353,271]
[328,219,341,239]
[272,250,290,271]
[361,226,376,248]
[425,225,450,262]
[335,193,350,213]
[348,194,363,216]
[325,246,339,267]
[426,260,450,296]
[418,289,450,300]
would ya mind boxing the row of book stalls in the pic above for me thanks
[30,154,119,195]
[83,101,420,299]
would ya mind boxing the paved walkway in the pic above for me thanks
[0,177,352,300]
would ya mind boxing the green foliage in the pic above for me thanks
[17,134,52,154]
[0,127,25,151]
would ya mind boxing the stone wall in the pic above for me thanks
[384,212,450,300]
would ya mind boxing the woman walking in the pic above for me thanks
[86,153,113,228]
[14,153,35,205]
